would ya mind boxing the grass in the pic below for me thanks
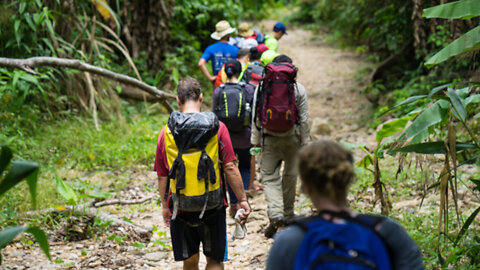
[0,106,168,222]
[349,155,480,269]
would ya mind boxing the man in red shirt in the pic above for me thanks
[154,77,251,270]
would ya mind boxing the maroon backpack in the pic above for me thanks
[256,62,298,132]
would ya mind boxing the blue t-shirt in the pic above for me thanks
[201,42,239,75]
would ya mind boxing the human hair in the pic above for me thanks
[297,140,354,206]
[224,59,242,79]
[273,54,292,64]
[237,48,250,60]
[249,47,261,61]
[176,77,201,104]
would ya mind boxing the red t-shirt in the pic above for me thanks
[153,121,236,177]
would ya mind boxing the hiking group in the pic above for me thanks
[154,20,425,270]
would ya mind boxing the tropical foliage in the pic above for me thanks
[0,145,50,264]
[293,0,480,267]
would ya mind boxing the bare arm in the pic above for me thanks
[198,58,215,82]
[223,161,251,222]
[157,176,171,227]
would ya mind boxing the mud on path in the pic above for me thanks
[1,27,375,269]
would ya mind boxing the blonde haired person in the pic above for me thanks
[266,140,424,270]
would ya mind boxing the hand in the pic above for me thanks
[237,200,251,225]
[162,207,171,228]
[210,76,216,84]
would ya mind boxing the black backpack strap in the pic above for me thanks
[254,79,265,130]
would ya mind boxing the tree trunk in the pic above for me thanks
[122,0,171,70]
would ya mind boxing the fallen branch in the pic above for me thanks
[0,56,176,112]
[21,203,152,237]
[93,195,155,208]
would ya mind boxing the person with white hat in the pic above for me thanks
[198,20,239,87]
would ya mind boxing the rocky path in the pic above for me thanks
[1,26,374,269]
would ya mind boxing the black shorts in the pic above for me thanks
[170,207,226,262]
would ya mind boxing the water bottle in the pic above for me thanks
[249,147,261,156]
[244,103,251,126]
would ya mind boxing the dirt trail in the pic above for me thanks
[1,26,375,269]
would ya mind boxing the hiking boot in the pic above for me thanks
[264,217,284,238]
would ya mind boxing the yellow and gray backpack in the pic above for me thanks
[164,111,223,219]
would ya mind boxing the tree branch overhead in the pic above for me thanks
[0,57,176,112]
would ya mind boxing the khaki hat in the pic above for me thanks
[211,20,236,40]
[238,22,254,37]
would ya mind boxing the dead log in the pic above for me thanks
[0,56,175,112]
[93,196,155,208]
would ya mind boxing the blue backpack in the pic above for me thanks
[292,211,392,270]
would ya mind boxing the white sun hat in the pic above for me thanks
[211,20,236,40]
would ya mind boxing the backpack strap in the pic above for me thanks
[197,147,216,219]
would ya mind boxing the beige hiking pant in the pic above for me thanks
[260,134,300,220]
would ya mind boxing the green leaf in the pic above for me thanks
[474,112,480,119]
[424,0,480,19]
[25,227,51,260]
[465,93,480,105]
[340,141,366,151]
[394,95,427,108]
[171,67,179,86]
[425,26,480,67]
[24,13,37,32]
[428,84,450,97]
[456,87,471,98]
[356,154,373,169]
[0,145,13,175]
[43,10,55,37]
[86,192,111,199]
[55,175,78,205]
[0,227,26,249]
[455,205,480,245]
[19,2,26,13]
[376,115,414,143]
[400,101,447,141]
[14,20,21,46]
[26,168,39,209]
[0,161,39,197]
[447,88,467,121]
[391,141,476,154]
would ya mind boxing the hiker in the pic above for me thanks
[239,46,265,87]
[237,22,266,45]
[235,22,259,49]
[251,54,310,238]
[260,49,280,66]
[154,77,251,270]
[266,140,425,270]
[213,48,251,88]
[198,20,238,86]
[241,45,266,192]
[212,59,255,217]
[264,22,287,52]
